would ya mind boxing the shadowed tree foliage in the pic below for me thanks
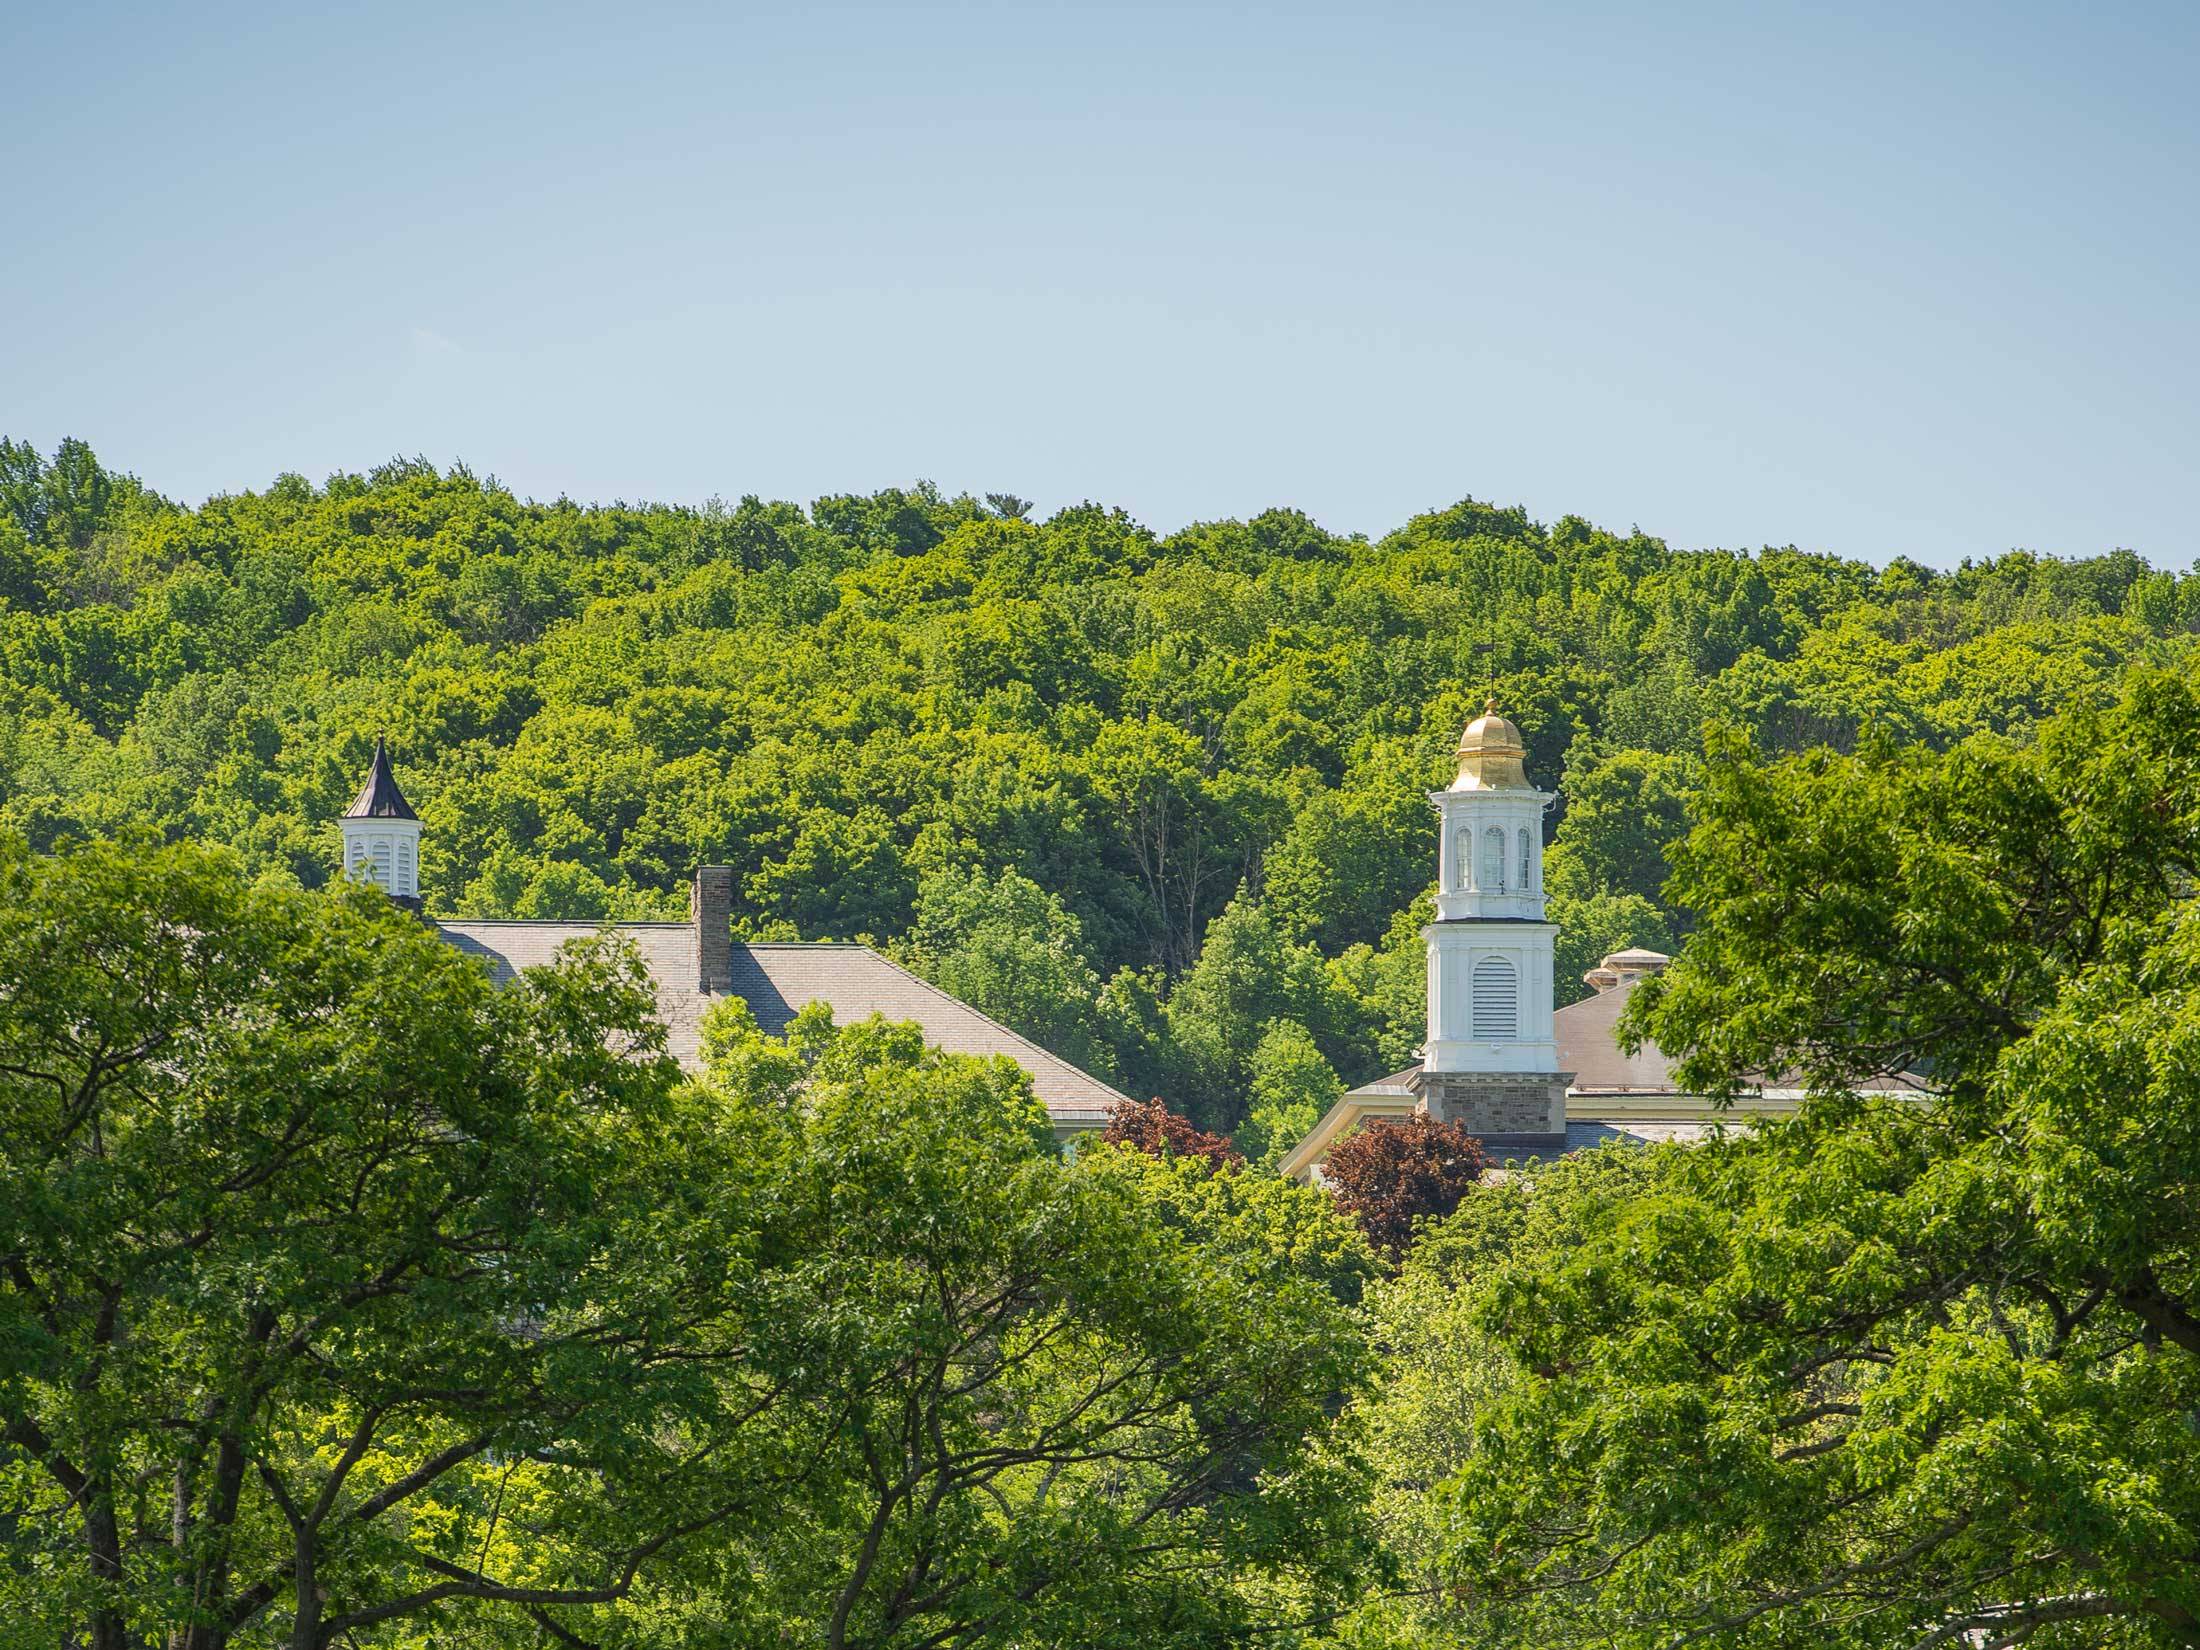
[665,1004,1381,1647]
[1323,1115,1488,1257]
[0,835,775,1650]
[1100,1097,1245,1171]
[0,850,1381,1648]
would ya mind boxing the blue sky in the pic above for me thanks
[4,1,2194,566]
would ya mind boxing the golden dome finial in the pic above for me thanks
[1452,700,1530,791]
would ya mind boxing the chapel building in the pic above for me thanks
[336,737,1130,1136]
[333,719,1829,1161]
[1276,706,1889,1180]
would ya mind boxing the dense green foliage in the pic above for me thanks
[5,437,2194,1134]
[8,436,2200,1646]
[0,837,1376,1648]
[1343,674,2200,1648]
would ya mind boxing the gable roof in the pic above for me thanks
[1553,978,1921,1098]
[344,737,418,821]
[723,943,1132,1126]
[1331,982,1683,1112]
[1553,978,1681,1093]
[433,921,1132,1129]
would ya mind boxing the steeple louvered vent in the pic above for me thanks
[1470,956,1518,1039]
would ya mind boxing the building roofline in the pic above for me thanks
[1277,1092,1417,1181]
[1279,1075,1935,1180]
[854,946,1139,1110]
[435,922,1137,1111]
[433,923,898,948]
[437,919,694,929]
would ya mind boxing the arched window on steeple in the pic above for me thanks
[1471,956,1518,1038]
[1518,826,1533,893]
[1481,826,1507,893]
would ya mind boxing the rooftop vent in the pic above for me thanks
[1583,948,1671,993]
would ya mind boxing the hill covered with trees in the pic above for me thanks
[2,436,2192,1143]
[9,666,2200,1650]
[8,437,2200,1648]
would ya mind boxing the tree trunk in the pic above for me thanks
[177,1429,249,1650]
[287,1534,320,1650]
[85,1486,128,1650]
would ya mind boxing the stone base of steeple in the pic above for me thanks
[1412,1068,1570,1153]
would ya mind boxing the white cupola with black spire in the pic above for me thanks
[339,735,422,908]
[1414,702,1570,1146]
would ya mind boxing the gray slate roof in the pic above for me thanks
[1555,977,1918,1097]
[1553,978,1682,1093]
[1338,981,1680,1110]
[1341,977,1917,1140]
[435,921,1132,1128]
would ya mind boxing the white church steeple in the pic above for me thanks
[339,735,423,908]
[1414,703,1569,1145]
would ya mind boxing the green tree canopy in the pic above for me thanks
[0,835,770,1650]
[1,847,1385,1648]
[2,433,2192,1111]
[673,1002,1383,1646]
[1425,672,2200,1648]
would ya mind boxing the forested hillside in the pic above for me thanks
[9,439,2200,1650]
[2,436,2191,1138]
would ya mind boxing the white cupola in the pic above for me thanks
[339,735,423,907]
[1415,703,1568,1143]
[1433,703,1550,924]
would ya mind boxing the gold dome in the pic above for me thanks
[1451,699,1530,790]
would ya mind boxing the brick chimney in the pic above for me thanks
[692,866,735,993]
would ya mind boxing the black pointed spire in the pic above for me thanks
[343,735,418,821]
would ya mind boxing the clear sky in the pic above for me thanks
[4,1,2194,566]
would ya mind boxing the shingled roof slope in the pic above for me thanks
[1553,978,1920,1098]
[434,922,1131,1128]
[1343,982,1914,1108]
[1553,978,1681,1093]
